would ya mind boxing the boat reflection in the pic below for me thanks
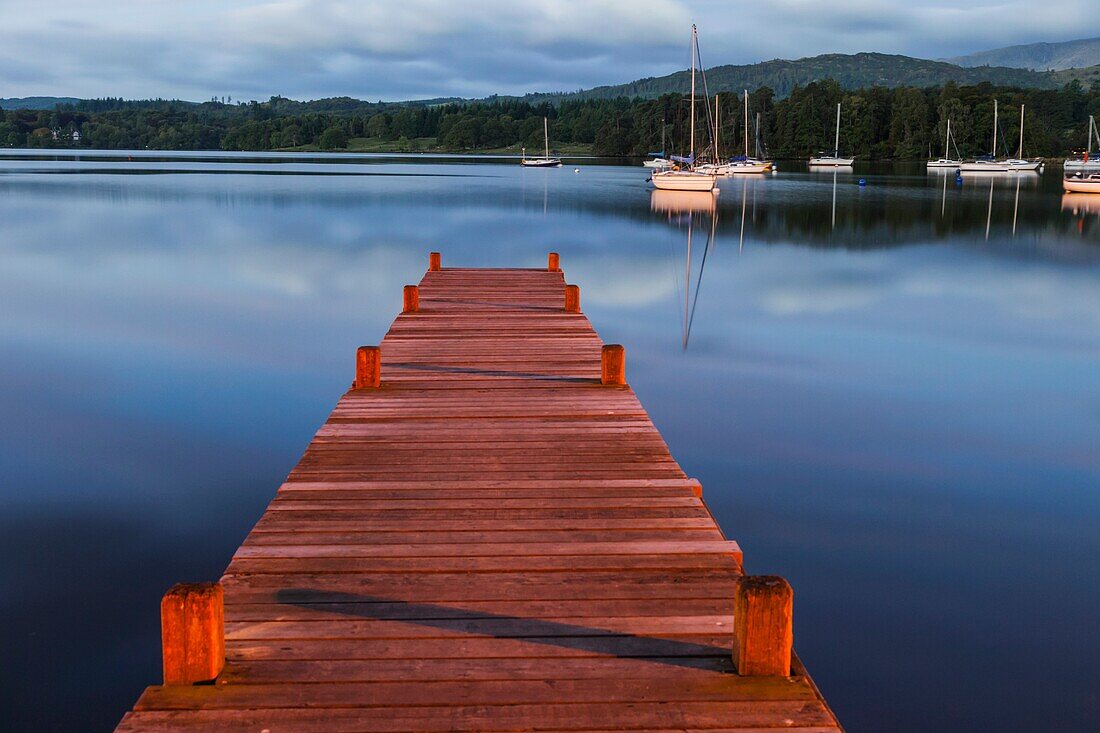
[650,189,718,214]
[1061,192,1100,216]
[970,172,1035,240]
[650,189,720,350]
[961,170,1041,187]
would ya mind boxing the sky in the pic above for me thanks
[0,0,1093,102]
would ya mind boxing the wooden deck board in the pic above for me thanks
[118,262,840,732]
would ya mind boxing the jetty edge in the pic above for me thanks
[117,251,842,732]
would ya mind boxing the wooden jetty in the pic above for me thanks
[118,253,842,732]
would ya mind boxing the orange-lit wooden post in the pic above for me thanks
[548,252,560,272]
[403,285,419,313]
[429,252,441,271]
[734,575,793,676]
[354,345,381,389]
[161,583,224,685]
[601,344,625,385]
[565,284,580,313]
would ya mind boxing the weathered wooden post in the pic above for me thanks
[403,285,419,313]
[734,575,793,676]
[601,344,625,385]
[429,252,441,271]
[548,252,560,272]
[565,284,581,313]
[161,583,224,685]
[354,345,381,389]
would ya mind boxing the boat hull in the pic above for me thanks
[728,161,771,174]
[927,159,960,169]
[1063,175,1100,194]
[521,159,562,168]
[959,159,1042,173]
[809,157,854,167]
[651,171,718,191]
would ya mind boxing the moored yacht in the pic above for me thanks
[960,101,1042,173]
[1064,116,1100,173]
[728,90,772,173]
[520,117,562,167]
[809,103,854,167]
[1063,171,1100,194]
[927,118,961,170]
[651,25,717,192]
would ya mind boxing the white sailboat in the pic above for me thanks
[643,122,672,169]
[809,103,854,167]
[728,89,771,174]
[927,118,961,169]
[695,94,730,175]
[1064,116,1100,173]
[652,24,717,192]
[960,101,1042,173]
[520,117,562,167]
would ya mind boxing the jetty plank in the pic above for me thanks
[118,263,841,731]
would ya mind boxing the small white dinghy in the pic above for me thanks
[1063,172,1100,194]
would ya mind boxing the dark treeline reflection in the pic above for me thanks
[3,156,1097,249]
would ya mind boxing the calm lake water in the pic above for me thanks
[1,150,1098,732]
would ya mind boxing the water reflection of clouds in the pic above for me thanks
[1,163,1099,733]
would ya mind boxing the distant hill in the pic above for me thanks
[0,96,81,110]
[947,37,1100,71]
[523,53,1061,102]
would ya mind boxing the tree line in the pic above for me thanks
[2,80,1098,159]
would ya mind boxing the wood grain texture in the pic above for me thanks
[118,263,841,731]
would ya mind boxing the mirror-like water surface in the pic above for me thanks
[1,152,1098,732]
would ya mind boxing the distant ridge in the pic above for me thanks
[4,48,1098,113]
[520,53,1065,102]
[947,37,1100,71]
[0,96,81,110]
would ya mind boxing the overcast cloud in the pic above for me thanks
[0,0,1093,101]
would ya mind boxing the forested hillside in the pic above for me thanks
[2,80,1098,159]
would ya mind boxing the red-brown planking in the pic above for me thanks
[118,258,841,731]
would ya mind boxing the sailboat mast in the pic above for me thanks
[1017,105,1024,159]
[544,117,549,159]
[689,25,696,161]
[743,89,749,157]
[945,118,950,159]
[715,94,720,160]
[834,103,841,158]
[755,112,761,158]
[992,99,998,157]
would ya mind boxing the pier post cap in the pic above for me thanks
[160,582,225,685]
[548,252,560,272]
[734,574,793,677]
[601,343,626,386]
[354,345,382,389]
[564,284,581,313]
[429,252,441,271]
[403,284,420,313]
